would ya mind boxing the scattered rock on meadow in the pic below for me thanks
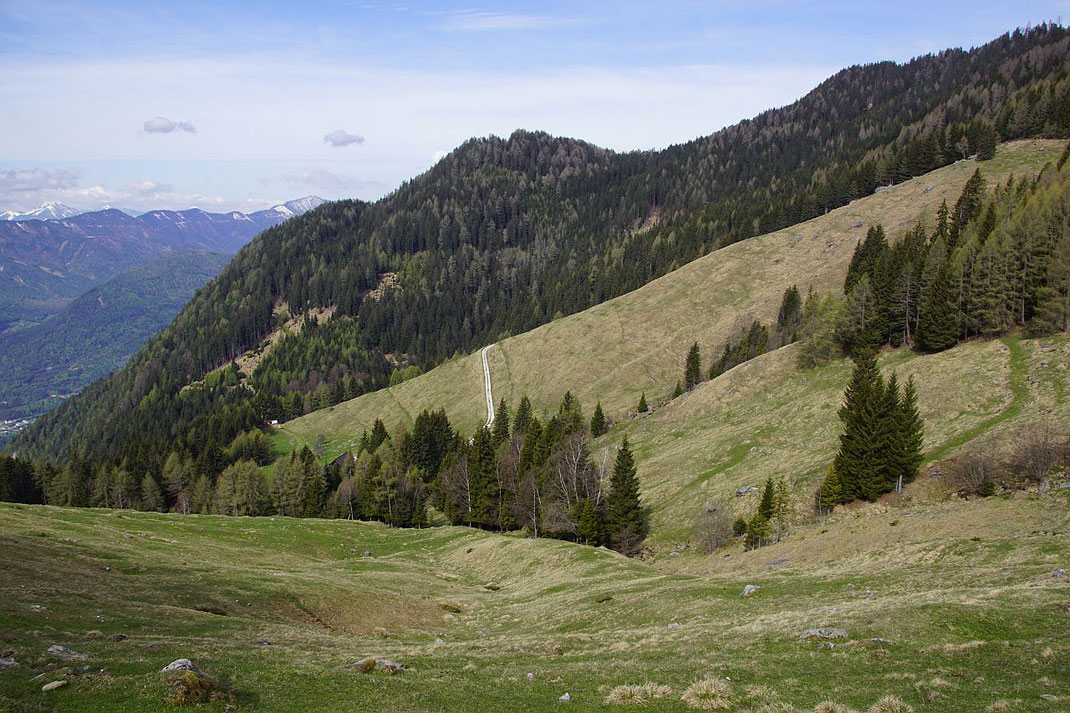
[0,658,16,668]
[376,659,404,674]
[740,584,760,598]
[348,658,376,673]
[161,659,201,674]
[107,634,127,643]
[47,645,88,660]
[1053,568,1067,579]
[526,672,535,681]
[798,628,848,640]
[559,692,571,702]
[42,680,67,692]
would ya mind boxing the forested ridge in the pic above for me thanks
[12,25,1070,478]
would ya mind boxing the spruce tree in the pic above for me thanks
[637,392,648,413]
[672,381,683,399]
[757,478,775,521]
[492,398,510,446]
[915,260,959,352]
[834,351,884,501]
[140,473,164,512]
[590,402,608,438]
[575,498,605,546]
[684,342,702,390]
[606,438,648,555]
[513,396,534,438]
[894,376,925,489]
[816,462,845,512]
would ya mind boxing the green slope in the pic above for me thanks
[284,141,1063,473]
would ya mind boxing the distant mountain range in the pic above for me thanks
[0,196,324,330]
[0,250,233,428]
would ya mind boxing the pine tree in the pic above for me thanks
[513,396,533,439]
[834,351,884,500]
[606,438,648,555]
[637,392,648,413]
[590,402,608,438]
[894,376,925,489]
[492,398,510,446]
[140,473,164,512]
[757,478,775,521]
[816,462,845,512]
[574,498,605,546]
[915,260,959,352]
[672,381,683,399]
[744,513,771,550]
[684,342,702,390]
[369,419,389,453]
[771,477,790,541]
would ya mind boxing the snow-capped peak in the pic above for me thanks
[281,196,326,214]
[0,201,80,222]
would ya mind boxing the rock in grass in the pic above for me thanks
[42,680,68,692]
[740,584,760,597]
[1053,568,1067,579]
[107,634,127,643]
[798,628,848,640]
[161,659,201,674]
[0,658,16,668]
[47,645,88,660]
[559,692,571,702]
[376,659,404,674]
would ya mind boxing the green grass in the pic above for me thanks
[924,337,1030,463]
[1,500,1068,712]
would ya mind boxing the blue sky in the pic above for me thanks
[1,1,1067,212]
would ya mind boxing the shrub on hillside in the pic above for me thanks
[693,504,734,554]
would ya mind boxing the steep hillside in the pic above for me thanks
[0,251,232,426]
[284,141,1061,449]
[1,489,1066,711]
[17,25,1070,469]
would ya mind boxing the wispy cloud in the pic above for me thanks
[439,11,581,32]
[143,116,196,134]
[283,167,382,193]
[0,167,79,193]
[323,129,365,147]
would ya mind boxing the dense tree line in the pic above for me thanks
[14,26,1070,481]
[0,393,650,556]
[805,144,1070,361]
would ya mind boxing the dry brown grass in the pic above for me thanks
[604,682,673,705]
[681,678,733,710]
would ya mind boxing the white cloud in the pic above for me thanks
[323,129,365,147]
[283,167,382,193]
[143,116,196,134]
[0,167,79,193]
[440,11,580,31]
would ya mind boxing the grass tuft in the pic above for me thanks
[681,678,733,710]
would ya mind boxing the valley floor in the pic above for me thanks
[1,492,1067,712]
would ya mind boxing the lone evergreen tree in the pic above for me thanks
[606,438,648,555]
[637,392,648,413]
[590,402,608,438]
[684,342,702,390]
